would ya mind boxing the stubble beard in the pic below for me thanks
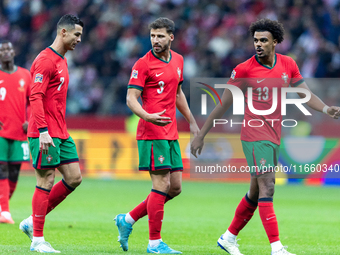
[153,41,170,54]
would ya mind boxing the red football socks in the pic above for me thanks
[0,179,10,212]
[259,198,280,243]
[130,194,150,221]
[32,186,50,237]
[228,194,258,235]
[46,179,74,215]
[130,193,173,222]
[8,180,17,199]
[147,189,167,240]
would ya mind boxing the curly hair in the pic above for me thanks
[249,19,284,43]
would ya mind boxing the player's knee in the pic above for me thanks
[8,164,20,182]
[69,175,82,188]
[169,186,181,197]
[0,164,9,179]
[264,184,275,197]
[248,191,259,202]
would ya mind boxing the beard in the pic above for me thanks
[153,41,170,53]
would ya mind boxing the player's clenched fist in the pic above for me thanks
[326,106,340,119]
[190,135,204,158]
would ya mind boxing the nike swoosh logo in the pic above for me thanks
[155,72,164,77]
[257,78,265,83]
[0,80,4,84]
[266,216,276,220]
[58,70,63,74]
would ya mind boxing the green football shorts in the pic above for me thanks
[137,140,183,172]
[29,136,79,170]
[241,140,280,176]
[0,137,30,163]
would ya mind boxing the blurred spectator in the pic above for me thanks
[1,0,340,117]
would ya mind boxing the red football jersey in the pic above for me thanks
[128,50,184,140]
[228,54,304,145]
[28,47,70,139]
[0,66,31,141]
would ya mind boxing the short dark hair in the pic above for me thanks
[249,19,284,44]
[148,17,175,35]
[57,14,83,31]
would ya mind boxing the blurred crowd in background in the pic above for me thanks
[1,0,340,117]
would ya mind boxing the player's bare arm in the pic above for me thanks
[296,82,340,119]
[175,85,200,136]
[0,121,3,130]
[190,87,234,158]
[126,88,172,126]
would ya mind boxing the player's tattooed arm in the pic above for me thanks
[297,82,340,119]
[126,88,172,126]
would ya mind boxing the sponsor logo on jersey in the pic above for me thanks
[282,72,288,83]
[46,155,53,163]
[158,155,165,164]
[231,70,236,80]
[35,73,43,83]
[156,72,163,77]
[131,69,138,79]
[257,78,266,83]
[177,67,181,79]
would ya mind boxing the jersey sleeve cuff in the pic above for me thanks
[38,127,48,133]
[291,79,304,87]
[128,84,143,91]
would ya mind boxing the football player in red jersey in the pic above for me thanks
[114,17,199,254]
[0,41,31,224]
[19,14,83,253]
[191,19,340,255]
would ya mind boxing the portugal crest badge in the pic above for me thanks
[158,155,165,164]
[281,72,288,84]
[46,155,53,163]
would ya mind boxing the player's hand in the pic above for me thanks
[39,132,56,155]
[190,122,200,137]
[0,121,3,130]
[190,135,204,158]
[327,106,340,119]
[146,109,172,126]
[22,121,28,133]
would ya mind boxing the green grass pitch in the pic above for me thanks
[1,176,340,254]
